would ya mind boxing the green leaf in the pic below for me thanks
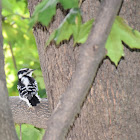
[59,0,78,9]
[29,0,58,28]
[47,8,81,45]
[105,33,124,66]
[105,16,140,66]
[73,19,94,45]
[46,8,94,46]
[15,124,45,140]
[117,17,140,49]
[2,0,13,13]
[29,0,79,28]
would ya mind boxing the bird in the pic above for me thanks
[17,68,41,107]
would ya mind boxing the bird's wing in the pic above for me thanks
[27,80,38,95]
[17,84,28,98]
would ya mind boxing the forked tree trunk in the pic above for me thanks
[28,0,140,139]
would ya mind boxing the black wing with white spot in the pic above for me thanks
[27,80,38,95]
[17,81,28,98]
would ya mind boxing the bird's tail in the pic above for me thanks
[29,95,40,106]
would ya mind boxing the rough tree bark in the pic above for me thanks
[27,0,140,139]
[0,2,18,140]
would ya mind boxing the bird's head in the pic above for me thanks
[17,68,35,79]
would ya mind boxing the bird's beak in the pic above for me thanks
[26,69,36,77]
[29,69,36,72]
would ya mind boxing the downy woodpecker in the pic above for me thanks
[17,68,41,107]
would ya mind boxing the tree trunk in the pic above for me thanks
[0,2,18,140]
[28,0,140,139]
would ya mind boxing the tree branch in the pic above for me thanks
[9,42,17,70]
[43,0,123,140]
[10,96,50,129]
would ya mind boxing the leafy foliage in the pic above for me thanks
[2,0,46,97]
[47,14,140,65]
[29,0,78,27]
[46,8,94,46]
[105,16,140,65]
[29,0,57,28]
[47,15,140,66]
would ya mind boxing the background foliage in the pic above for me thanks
[2,0,46,139]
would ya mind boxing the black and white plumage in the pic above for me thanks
[17,68,41,107]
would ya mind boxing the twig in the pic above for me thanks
[9,42,17,70]
[20,124,22,140]
[3,13,29,20]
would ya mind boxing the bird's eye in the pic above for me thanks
[21,71,24,74]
